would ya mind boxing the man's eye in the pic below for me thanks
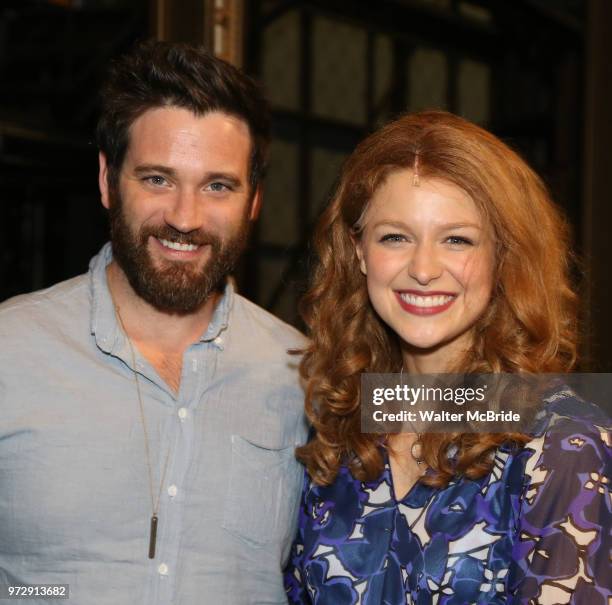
[208,182,230,192]
[144,175,167,186]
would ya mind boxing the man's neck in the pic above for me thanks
[106,261,220,358]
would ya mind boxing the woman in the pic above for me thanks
[284,111,610,604]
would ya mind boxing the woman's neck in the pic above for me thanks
[401,334,473,374]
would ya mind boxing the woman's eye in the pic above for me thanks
[445,235,473,246]
[379,233,406,243]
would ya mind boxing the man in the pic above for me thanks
[0,41,307,604]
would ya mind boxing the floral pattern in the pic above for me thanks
[285,393,611,604]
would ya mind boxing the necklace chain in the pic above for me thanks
[114,304,172,558]
[399,366,425,466]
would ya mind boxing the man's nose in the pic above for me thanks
[163,188,201,233]
[407,243,443,285]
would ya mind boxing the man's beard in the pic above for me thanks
[108,191,250,314]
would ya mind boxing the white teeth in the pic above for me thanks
[399,293,454,308]
[158,238,199,252]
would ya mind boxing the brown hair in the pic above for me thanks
[96,40,270,193]
[297,110,579,488]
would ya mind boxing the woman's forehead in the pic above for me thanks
[363,171,485,226]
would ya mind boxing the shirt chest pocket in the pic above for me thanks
[222,435,302,546]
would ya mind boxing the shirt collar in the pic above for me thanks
[200,279,233,342]
[89,242,234,354]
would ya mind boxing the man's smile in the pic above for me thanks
[150,235,208,260]
[157,238,200,252]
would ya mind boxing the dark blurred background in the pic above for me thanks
[1,0,611,368]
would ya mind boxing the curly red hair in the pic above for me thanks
[297,110,579,488]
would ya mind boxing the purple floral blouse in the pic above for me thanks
[284,391,611,604]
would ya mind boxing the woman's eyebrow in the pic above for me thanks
[370,220,410,230]
[370,220,482,230]
[437,222,483,230]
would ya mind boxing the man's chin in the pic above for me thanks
[115,256,218,314]
[138,281,221,314]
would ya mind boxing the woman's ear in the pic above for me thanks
[353,238,367,276]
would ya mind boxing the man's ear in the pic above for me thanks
[98,152,111,210]
[248,186,263,221]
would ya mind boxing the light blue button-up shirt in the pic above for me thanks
[0,243,308,604]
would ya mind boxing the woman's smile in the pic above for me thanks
[395,290,457,315]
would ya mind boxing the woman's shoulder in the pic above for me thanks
[534,383,610,431]
[519,386,610,469]
[495,385,610,546]
[301,460,383,505]
[502,386,611,601]
[498,386,610,494]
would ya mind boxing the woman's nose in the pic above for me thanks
[407,243,443,285]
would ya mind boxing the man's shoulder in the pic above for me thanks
[0,273,89,333]
[231,292,307,350]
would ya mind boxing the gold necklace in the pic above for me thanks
[399,366,425,465]
[115,305,171,559]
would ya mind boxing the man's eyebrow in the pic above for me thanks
[203,172,244,187]
[133,164,177,178]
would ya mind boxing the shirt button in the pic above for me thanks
[158,563,168,576]
[178,407,188,420]
[214,336,223,347]
[167,484,178,497]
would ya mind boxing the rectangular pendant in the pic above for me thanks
[149,515,158,559]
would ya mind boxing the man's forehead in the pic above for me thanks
[123,106,252,172]
[128,106,250,134]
